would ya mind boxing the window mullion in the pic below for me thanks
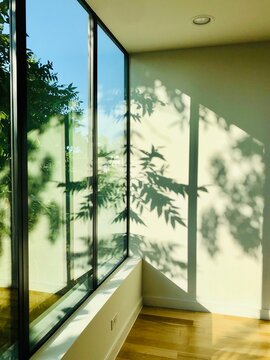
[92,15,98,290]
[10,0,29,358]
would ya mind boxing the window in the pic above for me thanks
[97,25,128,281]
[0,0,128,358]
[0,0,18,358]
[26,0,93,349]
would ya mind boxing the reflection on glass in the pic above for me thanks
[97,26,127,281]
[0,0,17,357]
[26,0,93,348]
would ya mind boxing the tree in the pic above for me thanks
[0,0,83,251]
[1,0,193,267]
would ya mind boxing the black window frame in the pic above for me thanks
[7,0,130,358]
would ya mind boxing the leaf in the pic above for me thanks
[174,216,186,227]
[113,209,128,223]
[165,210,169,224]
[197,186,208,193]
[146,172,187,197]
[129,209,146,226]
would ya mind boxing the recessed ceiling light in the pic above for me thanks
[192,15,213,25]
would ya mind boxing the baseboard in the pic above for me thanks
[143,295,208,312]
[260,309,270,320]
[144,295,269,319]
[105,297,143,360]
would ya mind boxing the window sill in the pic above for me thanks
[30,256,142,360]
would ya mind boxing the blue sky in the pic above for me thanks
[27,0,89,107]
[26,0,125,121]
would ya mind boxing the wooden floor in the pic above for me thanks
[116,307,270,360]
[0,288,60,352]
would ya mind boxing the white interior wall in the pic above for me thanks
[130,41,270,319]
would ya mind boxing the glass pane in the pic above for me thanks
[97,26,127,281]
[0,0,18,357]
[26,0,93,348]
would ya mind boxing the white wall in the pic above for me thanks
[130,41,270,319]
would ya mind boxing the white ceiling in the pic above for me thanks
[87,0,270,53]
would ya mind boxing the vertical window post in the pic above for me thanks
[10,0,29,358]
[92,14,98,290]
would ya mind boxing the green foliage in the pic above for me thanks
[0,0,83,247]
[0,0,12,251]
[0,0,204,259]
[27,55,82,134]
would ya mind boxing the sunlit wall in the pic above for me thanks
[130,41,270,318]
[130,79,190,292]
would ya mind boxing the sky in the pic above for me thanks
[26,0,126,140]
[27,0,89,107]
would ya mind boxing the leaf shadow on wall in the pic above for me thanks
[129,78,268,318]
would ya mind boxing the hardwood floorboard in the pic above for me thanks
[116,307,270,360]
[139,314,194,326]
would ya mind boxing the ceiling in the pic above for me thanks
[87,0,270,53]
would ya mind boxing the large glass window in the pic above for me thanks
[26,0,94,349]
[0,0,18,358]
[97,25,127,282]
[0,0,128,357]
